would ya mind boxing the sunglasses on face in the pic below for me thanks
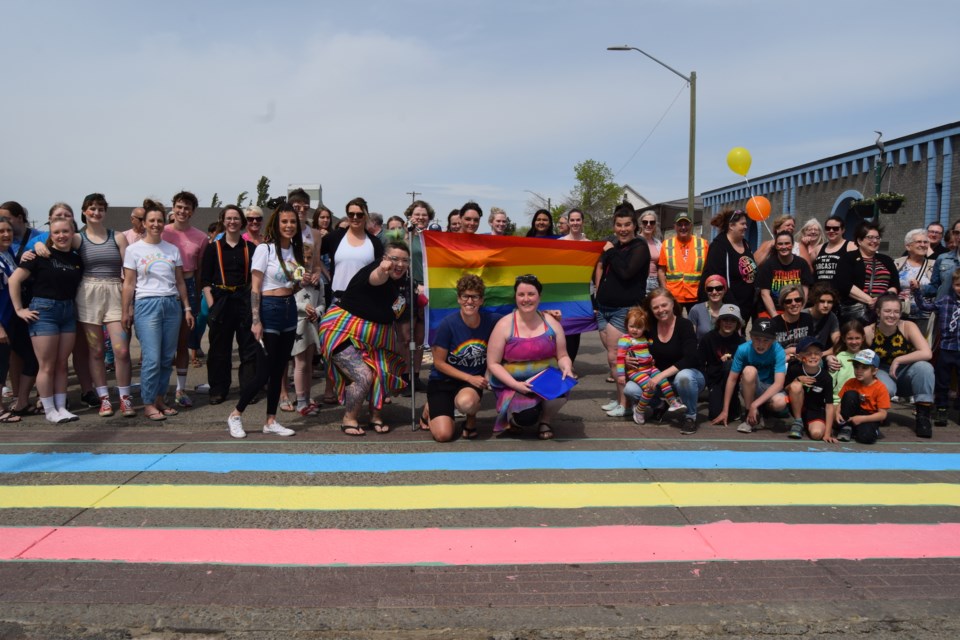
[783,297,803,305]
[346,211,365,219]
[705,285,725,293]
[825,226,841,231]
[246,217,262,222]
[641,220,656,226]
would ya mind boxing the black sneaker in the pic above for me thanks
[81,390,100,408]
[680,417,698,435]
[788,422,804,439]
[934,407,949,427]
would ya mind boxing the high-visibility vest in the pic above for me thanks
[663,236,707,285]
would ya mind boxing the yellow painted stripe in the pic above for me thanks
[3,483,960,510]
[428,264,591,287]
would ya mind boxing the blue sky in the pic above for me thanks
[2,0,958,230]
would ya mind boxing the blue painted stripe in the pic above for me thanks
[2,450,960,474]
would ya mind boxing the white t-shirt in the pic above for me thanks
[123,239,182,298]
[252,243,300,292]
[332,235,375,292]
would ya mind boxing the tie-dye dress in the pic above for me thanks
[490,312,558,432]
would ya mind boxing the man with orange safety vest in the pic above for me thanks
[657,210,709,313]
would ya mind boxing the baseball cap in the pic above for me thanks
[717,304,743,326]
[852,349,880,368]
[749,318,776,339]
[674,211,692,224]
[797,336,825,353]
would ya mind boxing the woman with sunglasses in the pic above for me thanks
[771,285,816,362]
[688,274,730,340]
[318,239,411,436]
[834,221,899,324]
[320,197,383,304]
[488,273,572,440]
[638,212,662,296]
[698,209,757,324]
[813,215,857,283]
[242,206,264,246]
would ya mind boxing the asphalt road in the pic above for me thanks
[1,332,959,639]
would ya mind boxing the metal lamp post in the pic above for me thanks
[607,45,696,221]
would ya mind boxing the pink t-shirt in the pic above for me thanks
[162,224,209,274]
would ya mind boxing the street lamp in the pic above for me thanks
[607,45,696,221]
[523,189,552,213]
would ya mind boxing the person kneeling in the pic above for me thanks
[785,337,835,441]
[422,275,499,442]
[835,349,889,445]
[712,319,787,433]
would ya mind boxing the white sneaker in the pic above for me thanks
[606,405,627,417]
[227,415,246,439]
[632,404,646,425]
[195,383,211,393]
[263,421,296,437]
[667,399,687,413]
[58,407,79,423]
[601,400,619,412]
[737,420,753,433]
[45,409,65,425]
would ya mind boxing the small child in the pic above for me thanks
[827,320,867,405]
[697,303,746,425]
[913,269,960,426]
[785,337,835,440]
[617,306,685,425]
[836,349,890,445]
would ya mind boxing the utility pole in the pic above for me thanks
[406,191,421,203]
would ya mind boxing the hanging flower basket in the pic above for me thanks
[876,192,905,214]
[849,199,875,217]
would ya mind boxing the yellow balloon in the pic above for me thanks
[726,147,752,177]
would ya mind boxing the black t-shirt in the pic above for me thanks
[337,261,406,324]
[697,329,746,386]
[646,317,699,373]
[21,249,83,300]
[785,360,834,410]
[771,312,816,352]
[755,254,814,307]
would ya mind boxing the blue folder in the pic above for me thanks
[527,366,577,400]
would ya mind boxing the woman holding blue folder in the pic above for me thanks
[487,274,573,440]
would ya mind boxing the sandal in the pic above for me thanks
[368,421,391,434]
[298,402,321,417]
[538,423,555,440]
[419,413,431,431]
[190,357,204,368]
[461,421,477,440]
[341,423,365,437]
[10,404,41,417]
[0,410,22,423]
[279,399,295,412]
[160,407,179,417]
[145,410,166,422]
[605,376,615,384]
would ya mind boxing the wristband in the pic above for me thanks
[184,307,192,313]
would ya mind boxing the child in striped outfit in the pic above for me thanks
[617,306,686,425]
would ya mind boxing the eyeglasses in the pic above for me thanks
[246,217,262,222]
[705,285,725,293]
[459,293,481,301]
[346,211,365,220]
[783,297,803,305]
[641,220,657,226]
[863,235,881,241]
[133,217,145,222]
[386,256,410,265]
[825,225,841,231]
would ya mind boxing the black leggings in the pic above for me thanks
[566,333,581,362]
[235,330,295,416]
[839,390,880,444]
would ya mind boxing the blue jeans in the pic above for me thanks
[625,368,704,420]
[876,361,934,404]
[135,295,181,405]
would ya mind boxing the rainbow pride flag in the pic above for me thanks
[421,231,605,340]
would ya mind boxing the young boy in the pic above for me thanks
[712,318,788,433]
[836,349,890,445]
[785,336,835,440]
[697,304,746,428]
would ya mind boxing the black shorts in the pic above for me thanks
[802,406,827,424]
[427,377,483,420]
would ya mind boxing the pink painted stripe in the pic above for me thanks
[3,522,960,566]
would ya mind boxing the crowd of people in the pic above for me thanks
[0,192,957,443]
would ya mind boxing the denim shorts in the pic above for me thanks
[260,295,297,334]
[596,305,628,333]
[28,297,77,337]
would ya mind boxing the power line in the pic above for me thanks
[614,81,688,179]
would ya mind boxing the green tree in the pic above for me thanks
[566,159,622,236]
[236,191,249,207]
[210,193,223,209]
[255,176,271,207]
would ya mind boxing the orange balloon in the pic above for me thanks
[745,196,771,222]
